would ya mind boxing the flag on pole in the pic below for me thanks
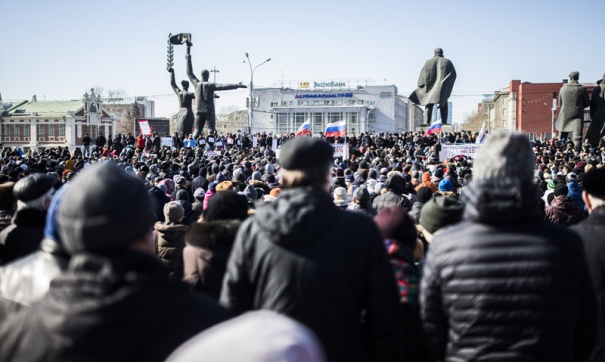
[476,121,486,144]
[424,121,442,135]
[325,120,346,137]
[295,120,311,137]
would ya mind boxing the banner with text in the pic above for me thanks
[331,144,349,160]
[439,144,481,161]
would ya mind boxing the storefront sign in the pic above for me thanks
[295,93,353,99]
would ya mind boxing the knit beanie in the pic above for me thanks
[416,187,433,203]
[554,183,569,197]
[373,206,417,248]
[473,131,534,182]
[58,162,155,254]
[333,187,348,207]
[438,179,453,192]
[419,196,464,234]
[164,201,185,223]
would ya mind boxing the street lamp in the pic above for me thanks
[244,52,271,134]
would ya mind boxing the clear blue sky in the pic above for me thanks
[1,0,604,123]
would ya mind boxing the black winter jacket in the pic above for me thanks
[572,207,605,362]
[0,251,229,362]
[372,190,411,213]
[220,187,404,362]
[0,208,46,265]
[421,178,597,362]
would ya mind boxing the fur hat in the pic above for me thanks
[203,190,249,221]
[473,131,534,182]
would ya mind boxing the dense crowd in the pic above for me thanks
[0,128,603,362]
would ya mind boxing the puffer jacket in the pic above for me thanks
[154,222,188,280]
[421,177,597,362]
[545,195,585,226]
[220,187,404,362]
[408,201,424,223]
[372,191,411,213]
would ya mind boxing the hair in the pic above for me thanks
[279,166,329,189]
[587,194,605,209]
[0,182,16,210]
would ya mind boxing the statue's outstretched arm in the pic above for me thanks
[186,45,199,85]
[215,82,247,91]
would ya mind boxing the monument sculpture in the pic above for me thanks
[556,71,590,150]
[587,73,605,147]
[167,33,194,136]
[185,42,246,138]
[410,48,456,124]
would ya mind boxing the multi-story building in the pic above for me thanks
[0,89,116,151]
[248,82,422,136]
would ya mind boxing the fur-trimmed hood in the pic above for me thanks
[185,220,241,249]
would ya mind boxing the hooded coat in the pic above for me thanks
[220,187,404,362]
[0,251,230,362]
[154,222,188,280]
[183,220,240,299]
[544,195,585,226]
[421,178,597,361]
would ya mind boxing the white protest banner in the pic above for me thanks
[439,144,481,162]
[331,143,349,160]
[253,137,258,148]
[138,120,152,135]
[272,139,277,150]
[215,141,223,147]
[161,137,173,147]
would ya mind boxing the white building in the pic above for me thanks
[248,82,422,135]
[0,89,116,151]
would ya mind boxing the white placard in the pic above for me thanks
[439,144,481,161]
[252,137,258,148]
[138,120,152,135]
[331,143,349,160]
[161,137,173,147]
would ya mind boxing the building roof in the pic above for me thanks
[10,100,84,116]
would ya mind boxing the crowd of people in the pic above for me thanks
[0,127,603,362]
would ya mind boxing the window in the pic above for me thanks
[14,125,20,137]
[346,112,360,136]
[59,124,65,137]
[38,124,46,138]
[270,102,278,107]
[24,125,30,137]
[4,125,10,137]
[281,101,287,106]
[369,112,376,120]
[312,112,323,135]
[293,112,306,133]
[324,101,330,105]
[277,113,288,135]
[49,124,55,137]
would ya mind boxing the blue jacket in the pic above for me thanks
[567,180,585,208]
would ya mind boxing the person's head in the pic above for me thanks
[0,181,16,211]
[353,186,370,206]
[203,190,249,221]
[554,183,568,197]
[434,47,444,57]
[385,174,405,194]
[374,206,417,249]
[181,80,189,90]
[278,138,333,190]
[582,167,605,213]
[164,201,185,224]
[569,71,580,81]
[57,162,156,255]
[473,131,534,183]
[419,195,464,237]
[201,69,210,81]
[333,187,348,207]
[13,174,56,211]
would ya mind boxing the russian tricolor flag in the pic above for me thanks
[295,120,311,137]
[476,122,486,144]
[425,121,442,135]
[325,120,346,137]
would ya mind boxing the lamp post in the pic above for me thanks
[245,53,271,134]
[210,66,220,83]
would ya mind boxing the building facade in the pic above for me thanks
[248,83,422,136]
[0,89,116,151]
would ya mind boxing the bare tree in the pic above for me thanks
[460,110,486,132]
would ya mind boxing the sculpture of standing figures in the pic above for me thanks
[557,71,590,150]
[167,67,195,136]
[587,73,605,147]
[410,48,456,124]
[185,43,246,138]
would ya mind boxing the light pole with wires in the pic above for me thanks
[244,53,271,134]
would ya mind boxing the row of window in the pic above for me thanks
[270,100,377,107]
[275,111,362,136]
[3,124,65,138]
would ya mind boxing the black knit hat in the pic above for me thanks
[13,173,56,202]
[582,167,605,199]
[419,195,464,234]
[203,190,249,221]
[57,162,155,254]
[554,183,568,197]
[416,187,433,203]
[279,138,333,170]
